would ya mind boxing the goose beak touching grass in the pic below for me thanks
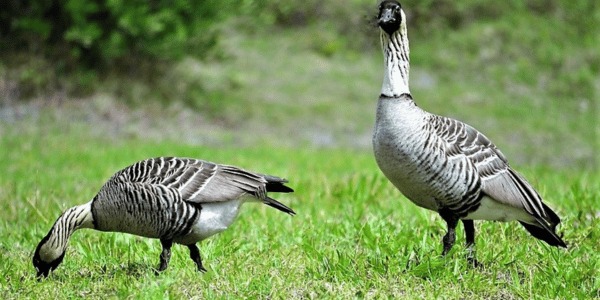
[372,0,566,265]
[33,157,295,277]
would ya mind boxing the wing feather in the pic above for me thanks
[430,115,550,221]
[108,157,294,216]
[113,157,288,204]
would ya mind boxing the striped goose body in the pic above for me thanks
[33,157,295,277]
[372,0,565,263]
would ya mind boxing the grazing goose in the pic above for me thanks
[372,0,566,263]
[33,157,295,277]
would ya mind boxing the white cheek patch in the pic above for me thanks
[39,242,64,263]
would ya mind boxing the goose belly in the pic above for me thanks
[464,196,533,222]
[175,199,244,245]
[373,125,472,212]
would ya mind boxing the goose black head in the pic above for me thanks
[378,0,403,35]
[33,232,65,278]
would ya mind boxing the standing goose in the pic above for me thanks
[33,157,295,277]
[372,0,566,263]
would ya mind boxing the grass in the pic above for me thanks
[0,127,598,299]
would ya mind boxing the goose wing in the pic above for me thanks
[430,115,550,221]
[114,157,288,204]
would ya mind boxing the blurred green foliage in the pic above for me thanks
[0,0,597,101]
[408,0,598,33]
[408,0,599,101]
[0,0,228,67]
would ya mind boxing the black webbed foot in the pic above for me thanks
[467,256,482,268]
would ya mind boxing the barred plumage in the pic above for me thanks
[372,0,565,264]
[33,157,295,277]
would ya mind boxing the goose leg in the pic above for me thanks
[188,244,207,273]
[462,219,475,247]
[462,219,480,267]
[440,210,458,256]
[158,239,173,272]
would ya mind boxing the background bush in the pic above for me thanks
[0,0,230,68]
[0,0,597,101]
[0,0,237,97]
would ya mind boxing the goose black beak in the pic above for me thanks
[36,269,50,278]
[378,1,402,35]
[34,263,51,279]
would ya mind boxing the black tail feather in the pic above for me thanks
[542,203,561,230]
[264,176,294,193]
[261,175,294,215]
[264,197,296,215]
[519,220,567,248]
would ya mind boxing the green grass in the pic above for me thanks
[0,128,598,299]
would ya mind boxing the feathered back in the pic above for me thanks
[110,157,295,214]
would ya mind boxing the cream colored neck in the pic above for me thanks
[380,20,410,98]
[38,201,94,262]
